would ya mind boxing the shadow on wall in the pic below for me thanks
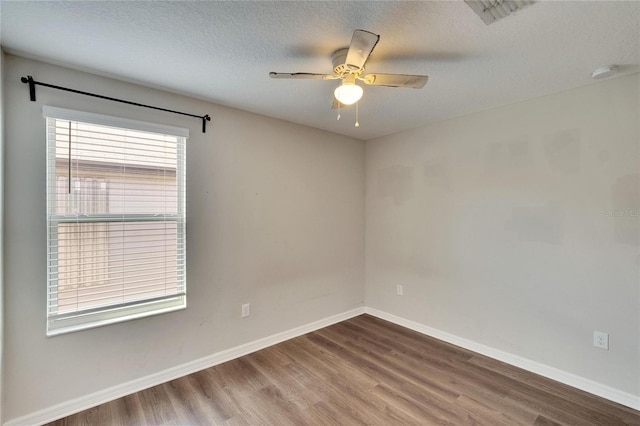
[377,165,414,206]
[611,173,640,246]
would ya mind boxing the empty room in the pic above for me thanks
[0,1,639,425]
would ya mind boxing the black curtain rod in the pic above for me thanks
[21,75,212,133]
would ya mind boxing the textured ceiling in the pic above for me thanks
[1,1,639,140]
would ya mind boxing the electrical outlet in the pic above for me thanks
[593,331,609,350]
[241,303,250,318]
[396,284,403,296]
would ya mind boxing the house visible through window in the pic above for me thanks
[44,107,187,335]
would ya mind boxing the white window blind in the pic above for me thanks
[44,107,187,335]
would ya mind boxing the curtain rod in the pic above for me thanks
[21,75,212,133]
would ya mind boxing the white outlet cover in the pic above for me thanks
[593,331,609,350]
[241,303,250,318]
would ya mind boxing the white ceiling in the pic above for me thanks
[1,1,639,140]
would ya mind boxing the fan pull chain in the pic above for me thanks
[337,100,341,120]
[355,101,360,127]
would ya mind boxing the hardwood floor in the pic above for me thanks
[46,314,640,425]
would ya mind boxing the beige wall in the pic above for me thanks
[2,54,365,421]
[366,73,640,395]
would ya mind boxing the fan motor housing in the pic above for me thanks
[332,48,362,76]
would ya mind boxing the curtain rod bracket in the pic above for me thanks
[21,76,36,101]
[20,75,212,133]
[202,114,211,133]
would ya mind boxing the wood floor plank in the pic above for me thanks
[114,393,147,426]
[248,350,319,403]
[505,387,622,426]
[454,394,531,426]
[301,400,367,426]
[314,327,462,403]
[188,368,239,422]
[162,376,219,425]
[136,384,179,426]
[287,341,409,425]
[45,314,640,425]
[533,415,565,425]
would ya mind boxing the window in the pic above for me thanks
[44,107,187,335]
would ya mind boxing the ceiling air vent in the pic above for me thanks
[465,0,535,25]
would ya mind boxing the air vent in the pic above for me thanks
[465,0,535,25]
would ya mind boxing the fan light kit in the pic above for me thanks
[270,29,429,127]
[334,74,363,105]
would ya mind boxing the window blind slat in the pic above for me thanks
[54,279,184,301]
[48,294,187,323]
[48,274,186,297]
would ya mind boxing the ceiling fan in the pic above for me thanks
[269,30,429,108]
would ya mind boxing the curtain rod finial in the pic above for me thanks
[21,75,36,101]
[202,115,212,133]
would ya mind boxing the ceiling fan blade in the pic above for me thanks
[345,30,380,71]
[269,72,336,80]
[361,73,429,88]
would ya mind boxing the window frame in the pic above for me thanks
[44,106,188,336]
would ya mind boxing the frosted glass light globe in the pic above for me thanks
[334,74,363,105]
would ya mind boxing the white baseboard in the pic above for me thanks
[364,307,640,411]
[4,307,366,426]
